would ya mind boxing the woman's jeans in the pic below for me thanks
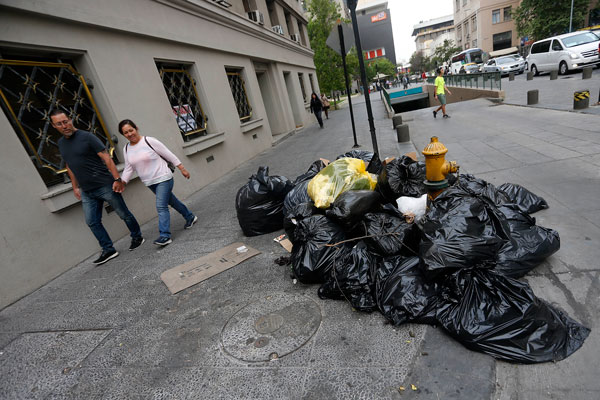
[80,185,142,252]
[148,178,193,239]
[315,110,323,127]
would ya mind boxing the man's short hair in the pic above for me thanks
[49,108,69,119]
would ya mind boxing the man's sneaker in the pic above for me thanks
[129,237,145,251]
[153,237,172,246]
[433,110,437,118]
[184,215,198,229]
[443,114,451,118]
[93,249,119,265]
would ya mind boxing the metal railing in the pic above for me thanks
[427,72,502,90]
[0,59,114,187]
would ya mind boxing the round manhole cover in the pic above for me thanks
[221,293,322,362]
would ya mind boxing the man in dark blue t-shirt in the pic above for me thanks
[52,110,144,264]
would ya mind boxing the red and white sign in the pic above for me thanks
[371,11,387,23]
[172,104,197,132]
[365,48,385,60]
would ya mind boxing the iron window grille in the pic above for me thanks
[157,66,208,141]
[298,73,307,102]
[308,73,315,94]
[0,59,114,188]
[226,70,252,121]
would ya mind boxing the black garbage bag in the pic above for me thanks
[291,215,349,284]
[495,204,560,278]
[360,205,421,257]
[293,159,328,185]
[283,180,312,216]
[498,183,549,214]
[377,156,426,202]
[318,241,378,312]
[376,256,441,325]
[454,174,510,205]
[283,202,318,244]
[336,150,383,174]
[325,190,382,231]
[436,268,590,363]
[419,183,512,279]
[235,166,294,236]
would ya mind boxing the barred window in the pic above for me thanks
[226,68,252,122]
[298,73,307,102]
[157,63,207,142]
[0,57,114,187]
[308,73,315,94]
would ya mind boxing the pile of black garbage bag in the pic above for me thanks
[235,151,590,363]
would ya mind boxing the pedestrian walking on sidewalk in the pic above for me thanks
[433,67,453,119]
[52,110,144,265]
[116,119,197,247]
[320,94,331,119]
[310,92,324,128]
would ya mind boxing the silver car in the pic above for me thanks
[482,56,524,75]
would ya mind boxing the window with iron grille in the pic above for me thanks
[308,73,315,94]
[298,73,307,102]
[156,63,207,142]
[226,68,252,121]
[0,57,114,188]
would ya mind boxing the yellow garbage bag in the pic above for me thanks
[307,158,377,208]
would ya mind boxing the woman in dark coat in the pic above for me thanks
[309,92,324,128]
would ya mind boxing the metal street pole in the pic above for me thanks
[337,23,359,148]
[346,0,379,155]
[569,0,574,32]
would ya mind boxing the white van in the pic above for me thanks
[526,31,600,75]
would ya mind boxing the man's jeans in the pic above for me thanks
[148,178,193,239]
[80,185,142,252]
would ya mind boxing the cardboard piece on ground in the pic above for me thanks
[405,152,418,161]
[274,234,293,253]
[160,242,260,294]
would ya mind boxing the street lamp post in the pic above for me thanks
[569,0,574,32]
[345,0,379,155]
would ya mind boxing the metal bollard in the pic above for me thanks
[509,72,515,81]
[574,90,590,109]
[527,72,534,80]
[527,90,539,105]
[392,114,403,129]
[582,67,593,79]
[396,124,410,142]
[550,70,558,80]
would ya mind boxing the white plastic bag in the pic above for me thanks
[396,194,427,222]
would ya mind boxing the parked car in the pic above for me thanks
[482,56,525,75]
[526,31,600,75]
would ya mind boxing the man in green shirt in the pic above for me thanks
[433,67,453,119]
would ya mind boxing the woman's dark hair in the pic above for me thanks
[118,119,138,134]
[311,92,317,98]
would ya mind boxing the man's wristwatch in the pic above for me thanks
[114,177,122,183]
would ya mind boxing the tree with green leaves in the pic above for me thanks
[429,40,462,70]
[307,0,345,94]
[409,51,430,73]
[365,57,396,82]
[513,0,590,41]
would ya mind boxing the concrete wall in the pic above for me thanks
[424,84,505,104]
[0,0,317,308]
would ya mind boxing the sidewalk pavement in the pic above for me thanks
[501,67,600,115]
[1,91,599,399]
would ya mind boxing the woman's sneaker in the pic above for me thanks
[153,237,172,246]
[184,215,198,229]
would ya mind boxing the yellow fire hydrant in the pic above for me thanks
[422,136,458,199]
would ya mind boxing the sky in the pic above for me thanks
[387,0,454,64]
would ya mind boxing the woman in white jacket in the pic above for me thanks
[115,119,197,246]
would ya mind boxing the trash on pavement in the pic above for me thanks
[308,158,377,208]
[290,215,349,284]
[235,149,589,364]
[161,242,260,294]
[236,166,294,236]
